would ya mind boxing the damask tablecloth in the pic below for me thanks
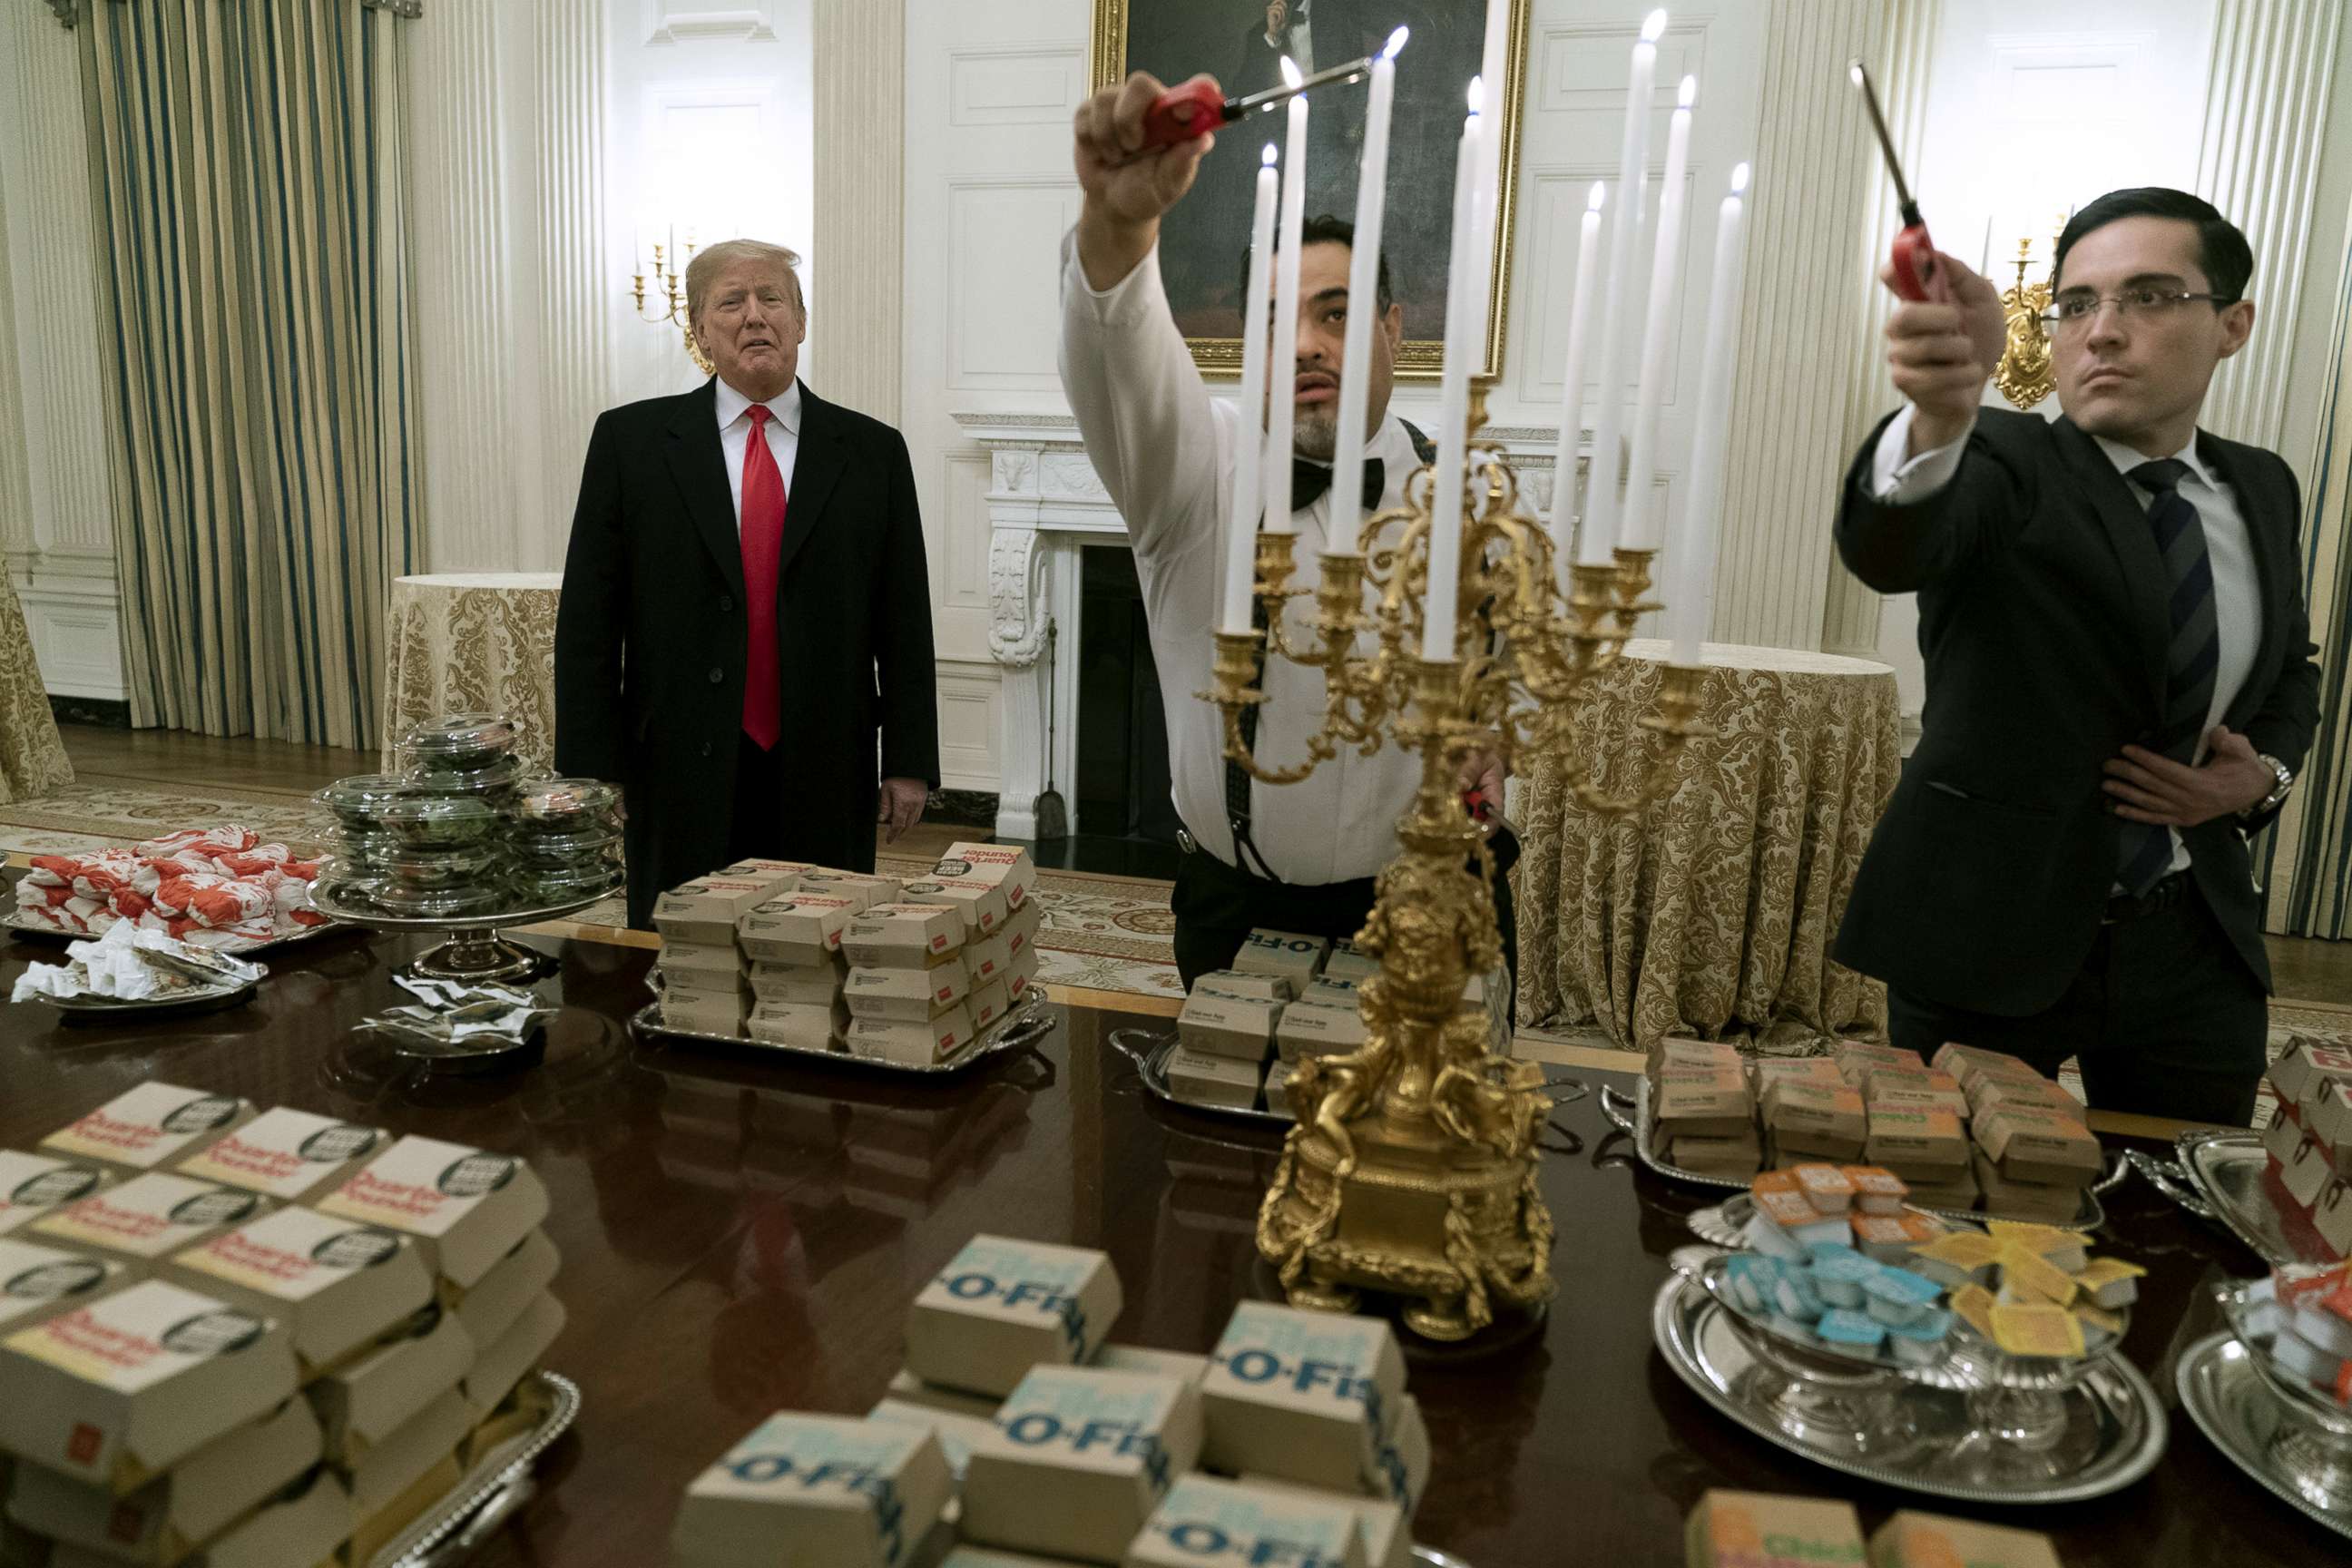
[382,573,562,772]
[0,574,73,802]
[1517,638,1901,1053]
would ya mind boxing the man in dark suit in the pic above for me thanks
[554,240,938,927]
[1834,189,2321,1124]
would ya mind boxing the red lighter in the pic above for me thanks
[1850,61,1942,303]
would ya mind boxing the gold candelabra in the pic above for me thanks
[1222,380,1711,1342]
[632,237,715,375]
[1994,222,2065,410]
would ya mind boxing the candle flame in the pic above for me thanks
[1382,25,1409,61]
[1678,75,1697,108]
[1467,74,1484,115]
[1731,162,1750,195]
[1279,54,1303,90]
[1847,60,1867,88]
[1641,9,1668,44]
[1588,181,1606,211]
[1262,143,1279,167]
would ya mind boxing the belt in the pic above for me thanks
[2102,869,2191,925]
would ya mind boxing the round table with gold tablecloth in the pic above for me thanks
[1517,639,1901,1054]
[382,573,562,771]
[0,575,72,802]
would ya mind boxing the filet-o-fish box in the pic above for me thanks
[1200,1301,1406,1493]
[39,1086,257,1177]
[961,1367,1203,1566]
[317,1135,549,1288]
[672,1413,952,1568]
[904,1235,1122,1398]
[1127,1475,1368,1568]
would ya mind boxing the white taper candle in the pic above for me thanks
[1618,74,1696,554]
[1577,8,1666,565]
[1666,162,1749,665]
[1263,60,1310,534]
[1546,181,1606,583]
[1220,145,1282,636]
[1426,84,1484,661]
[1327,30,1406,561]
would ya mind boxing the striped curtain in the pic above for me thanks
[2258,198,2352,938]
[76,0,416,750]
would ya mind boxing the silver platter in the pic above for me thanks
[1107,1026,1587,1128]
[376,1369,580,1567]
[2177,1331,2352,1540]
[5,908,345,957]
[2127,1129,2333,1269]
[1652,1273,2168,1503]
[1602,1079,2117,1233]
[632,989,1056,1075]
[37,971,263,1024]
[306,887,615,934]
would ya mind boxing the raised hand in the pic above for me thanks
[1073,71,1218,289]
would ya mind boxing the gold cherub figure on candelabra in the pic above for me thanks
[1994,219,2068,410]
[1213,381,1710,1341]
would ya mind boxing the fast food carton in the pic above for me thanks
[2263,1112,2308,1171]
[31,1175,270,1278]
[1685,1490,1866,1568]
[738,895,863,965]
[1967,1150,2085,1225]
[1164,1048,1261,1112]
[180,1467,348,1568]
[1651,1039,1744,1083]
[1192,970,1296,1004]
[6,1395,319,1566]
[1232,931,1329,985]
[672,1414,951,1568]
[794,870,905,914]
[710,858,813,894]
[1864,1111,1969,1178]
[2270,1043,2352,1109]
[1177,986,1282,1063]
[1975,1109,2102,1188]
[904,1236,1122,1398]
[1323,941,1379,983]
[1752,1059,1847,1094]
[1265,1060,1301,1120]
[1093,1345,1210,1387]
[1669,1131,1765,1178]
[843,1010,978,1069]
[459,1291,564,1424]
[1655,1069,1754,1143]
[2278,1134,2337,1210]
[841,905,965,970]
[846,965,974,1024]
[302,1302,474,1464]
[962,1368,1203,1565]
[935,1550,1086,1568]
[159,1207,434,1376]
[662,998,750,1037]
[962,932,1016,989]
[2313,1178,2352,1259]
[865,1396,998,1480]
[0,1240,126,1336]
[343,1382,469,1526]
[1307,975,1363,1009]
[171,1110,387,1205]
[933,844,1038,913]
[968,979,1014,1035]
[1834,1043,1925,1086]
[748,999,849,1051]
[40,1088,257,1177]
[1002,898,1044,964]
[653,941,747,985]
[1200,1302,1405,1492]
[447,1230,559,1351]
[880,1368,1001,1421]
[1867,1083,1972,1121]
[1761,1081,1867,1151]
[1867,1509,2063,1568]
[316,1136,549,1289]
[1240,1476,1404,1568]
[0,1152,113,1237]
[1968,1076,2088,1126]
[0,1279,298,1494]
[1363,1392,1427,1516]
[748,956,848,1005]
[1277,1004,1370,1065]
[348,1451,463,1567]
[652,877,776,947]
[1127,1475,1367,1568]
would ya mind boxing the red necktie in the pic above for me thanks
[739,405,788,750]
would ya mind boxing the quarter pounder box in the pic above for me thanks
[171,1110,386,1204]
[460,1290,564,1422]
[318,1135,550,1289]
[962,1367,1203,1565]
[304,1302,475,1462]
[1164,1048,1261,1112]
[652,877,777,947]
[1201,1301,1406,1491]
[1277,1004,1370,1064]
[1685,1490,1867,1568]
[968,978,1014,1034]
[343,1386,470,1526]
[40,1087,257,1177]
[1868,1509,2063,1568]
[673,1414,951,1568]
[841,905,965,970]
[0,1239,125,1335]
[962,932,1016,989]
[738,895,863,965]
[31,1174,269,1276]
[1178,987,1283,1062]
[1233,930,1329,985]
[1127,1475,1366,1568]
[160,1206,433,1375]
[898,879,1008,941]
[0,1152,112,1237]
[931,844,1037,915]
[710,858,812,892]
[846,965,973,1023]
[905,1236,1122,1397]
[448,1229,560,1350]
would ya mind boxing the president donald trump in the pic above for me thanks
[555,240,938,926]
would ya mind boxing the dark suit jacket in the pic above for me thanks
[1833,407,2321,1014]
[554,377,938,926]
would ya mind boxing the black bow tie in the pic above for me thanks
[1291,456,1385,514]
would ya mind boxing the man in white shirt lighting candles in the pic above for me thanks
[1060,67,1514,992]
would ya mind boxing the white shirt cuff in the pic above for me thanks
[1869,405,1974,502]
[1061,229,1161,318]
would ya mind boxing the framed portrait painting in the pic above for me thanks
[1091,0,1529,380]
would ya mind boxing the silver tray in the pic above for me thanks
[1602,1078,2120,1232]
[5,907,344,957]
[1652,1272,2167,1503]
[2127,1128,2335,1269]
[632,988,1056,1075]
[2178,1331,2352,1540]
[1107,1026,1588,1127]
[307,887,614,934]
[37,971,263,1024]
[377,1368,580,1567]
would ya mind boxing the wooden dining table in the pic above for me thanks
[0,915,2338,1568]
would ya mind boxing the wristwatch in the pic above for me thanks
[2239,752,2295,819]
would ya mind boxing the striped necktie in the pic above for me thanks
[2115,457,2216,896]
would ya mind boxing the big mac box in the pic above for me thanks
[846,964,974,1024]
[1164,1048,1261,1112]
[672,1414,951,1568]
[157,1207,432,1377]
[1126,1475,1366,1568]
[1277,1004,1370,1064]
[961,1367,1202,1565]
[31,1174,270,1278]
[841,905,965,970]
[40,1087,257,1177]
[1177,986,1282,1062]
[1685,1490,1867,1568]
[317,1135,549,1289]
[652,877,778,947]
[843,1010,978,1069]
[1232,930,1329,986]
[0,1152,113,1237]
[653,939,749,987]
[748,956,849,1004]
[6,1396,319,1567]
[904,1236,1122,1398]
[1975,1108,2102,1189]
[303,1303,474,1464]
[1200,1302,1405,1491]
[749,998,851,1052]
[0,1279,298,1493]
[170,1109,386,1205]
[447,1230,560,1352]
[738,895,862,965]
[0,1239,126,1336]
[1868,1509,2063,1568]
[1240,1477,1405,1568]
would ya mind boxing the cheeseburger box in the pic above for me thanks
[898,878,1006,940]
[171,1110,386,1205]
[304,1303,474,1462]
[1686,1490,1866,1568]
[738,896,862,965]
[448,1230,560,1352]
[1242,1478,1405,1568]
[1233,930,1329,985]
[1164,1048,1261,1112]
[1128,1475,1366,1568]
[932,844,1037,914]
[962,1367,1202,1565]
[1324,940,1379,982]
[1177,987,1282,1062]
[673,1414,950,1568]
[846,965,974,1024]
[1201,1301,1404,1491]
[840,905,965,970]
[748,956,848,1004]
[32,1174,270,1276]
[1191,970,1295,1004]
[652,877,776,946]
[905,1236,1122,1397]
[1975,1109,2102,1188]
[749,999,850,1052]
[843,1011,977,1069]
[317,1135,549,1289]
[159,1207,433,1374]
[962,932,1016,989]
[969,979,1014,1034]
[7,1396,319,1566]
[460,1292,564,1422]
[1868,1509,2063,1568]
[1277,1004,1371,1064]
[0,1279,297,1493]
[0,1154,113,1238]
[1865,1110,1969,1176]
[0,1240,126,1335]
[40,1088,257,1177]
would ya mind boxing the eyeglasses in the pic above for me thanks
[2038,288,2235,333]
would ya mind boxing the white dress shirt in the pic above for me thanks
[715,377,803,531]
[1060,238,1423,885]
[1871,406,2262,877]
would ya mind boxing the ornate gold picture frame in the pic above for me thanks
[1090,0,1529,381]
